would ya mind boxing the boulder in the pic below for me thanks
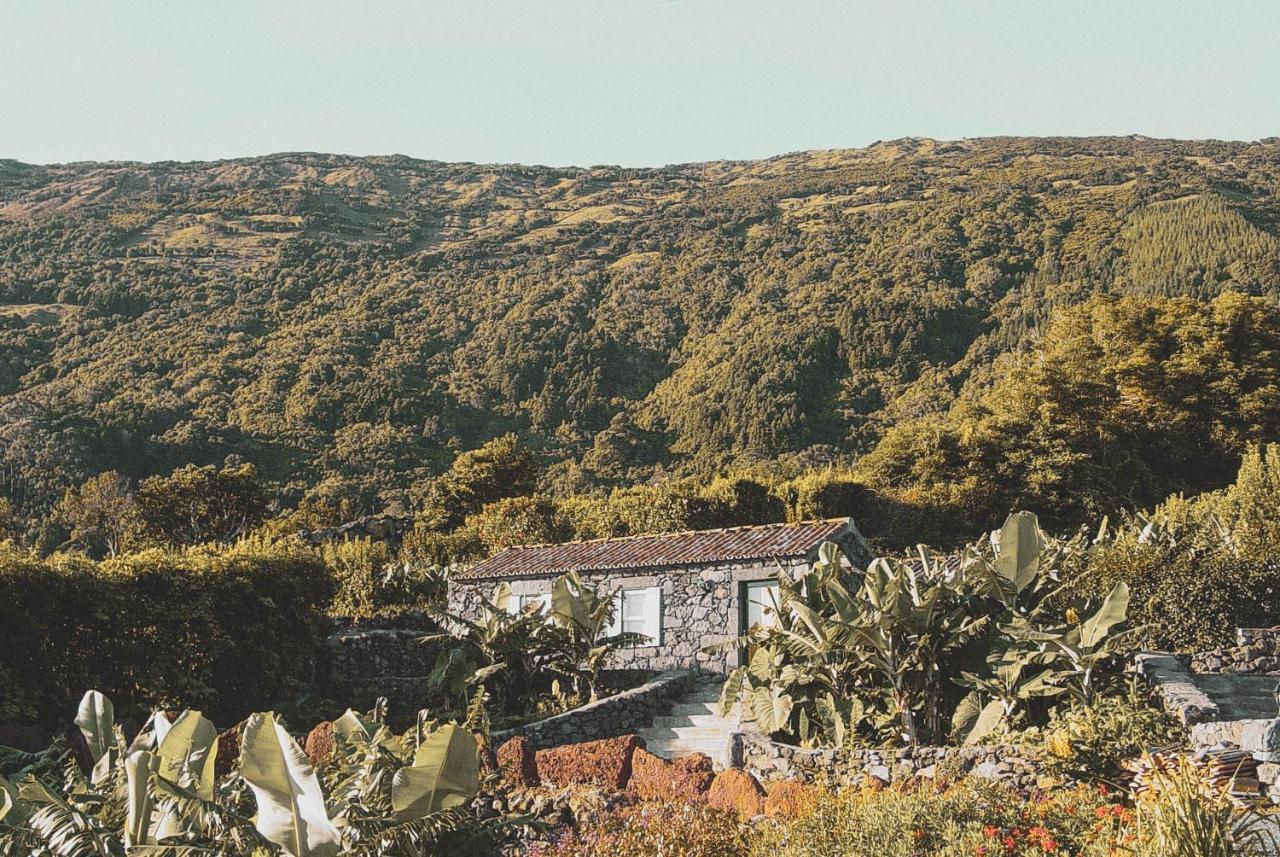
[764,779,816,818]
[535,734,643,790]
[706,768,766,819]
[496,736,540,787]
[629,749,715,802]
[304,721,336,767]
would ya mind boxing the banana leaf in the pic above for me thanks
[75,689,113,765]
[390,724,479,820]
[240,712,341,857]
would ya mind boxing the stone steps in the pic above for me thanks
[637,676,737,769]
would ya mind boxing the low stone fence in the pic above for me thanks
[733,730,1041,789]
[492,669,695,750]
[1134,651,1220,725]
[1192,628,1280,675]
[324,613,441,716]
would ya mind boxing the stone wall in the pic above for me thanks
[447,559,812,673]
[1134,651,1221,725]
[1192,628,1280,675]
[324,613,441,717]
[491,669,695,750]
[734,730,1041,789]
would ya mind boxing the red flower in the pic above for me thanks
[984,826,999,838]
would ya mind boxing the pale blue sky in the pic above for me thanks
[1,1,1278,167]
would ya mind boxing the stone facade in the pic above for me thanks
[448,558,813,673]
[734,730,1041,790]
[491,669,695,750]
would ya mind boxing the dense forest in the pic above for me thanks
[4,136,1280,552]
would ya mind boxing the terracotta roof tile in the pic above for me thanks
[455,518,853,581]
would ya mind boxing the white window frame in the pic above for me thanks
[607,585,662,646]
[506,592,551,615]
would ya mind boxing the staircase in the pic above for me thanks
[638,676,739,769]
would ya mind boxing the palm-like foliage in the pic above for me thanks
[0,691,515,857]
[424,572,642,717]
[715,512,1136,748]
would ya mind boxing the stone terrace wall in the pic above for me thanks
[1134,652,1220,725]
[448,559,810,673]
[324,613,440,717]
[734,730,1040,789]
[1192,628,1280,675]
[491,669,695,750]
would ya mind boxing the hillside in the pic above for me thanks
[3,136,1280,523]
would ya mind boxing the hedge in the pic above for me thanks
[0,540,335,727]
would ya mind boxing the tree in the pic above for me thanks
[57,471,139,557]
[418,434,539,531]
[134,463,270,547]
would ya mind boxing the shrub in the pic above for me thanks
[748,779,1128,857]
[0,540,333,725]
[533,802,750,857]
[322,537,392,617]
[1034,681,1185,784]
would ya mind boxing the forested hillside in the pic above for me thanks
[4,136,1280,544]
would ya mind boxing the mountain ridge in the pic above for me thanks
[2,135,1279,523]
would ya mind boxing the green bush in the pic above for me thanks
[0,540,334,725]
[1034,682,1185,784]
[748,778,1128,857]
[321,537,393,617]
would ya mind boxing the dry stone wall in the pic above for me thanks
[324,613,441,716]
[491,669,695,750]
[734,730,1041,789]
[1192,628,1280,675]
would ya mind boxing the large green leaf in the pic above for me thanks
[128,711,173,754]
[995,511,1045,595]
[963,700,1006,746]
[718,667,746,718]
[390,724,480,820]
[750,687,794,735]
[156,710,217,801]
[75,689,113,765]
[240,712,341,857]
[1079,582,1130,648]
[125,750,156,846]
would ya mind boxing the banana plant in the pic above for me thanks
[952,645,1068,744]
[1002,581,1134,705]
[389,724,479,820]
[240,711,342,857]
[545,570,646,700]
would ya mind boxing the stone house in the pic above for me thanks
[446,518,872,673]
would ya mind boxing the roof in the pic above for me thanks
[455,518,854,581]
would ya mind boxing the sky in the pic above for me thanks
[2,1,1279,168]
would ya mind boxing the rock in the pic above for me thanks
[764,780,815,818]
[629,749,715,802]
[496,736,540,787]
[304,721,336,767]
[706,768,766,820]
[535,734,644,790]
[865,764,891,783]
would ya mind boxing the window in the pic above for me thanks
[608,586,662,645]
[744,580,780,631]
[506,592,550,615]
